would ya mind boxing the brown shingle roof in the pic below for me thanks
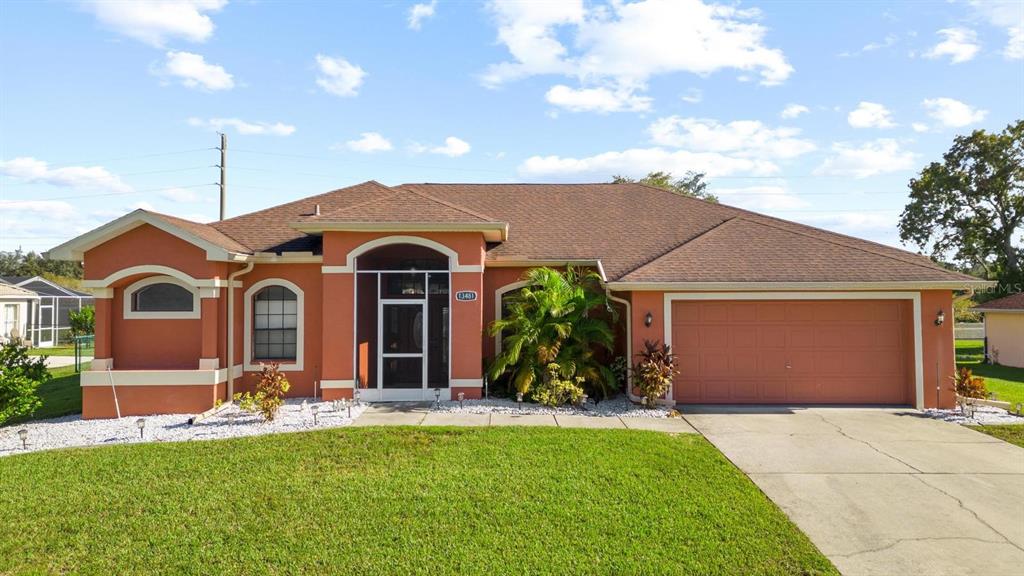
[146,180,984,285]
[618,216,975,283]
[146,211,251,254]
[976,292,1024,311]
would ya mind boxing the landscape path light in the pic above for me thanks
[516,392,523,409]
[135,418,146,439]
[458,392,465,408]
[17,429,28,450]
[434,387,441,407]
[311,404,319,426]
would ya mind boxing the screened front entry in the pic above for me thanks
[355,244,450,401]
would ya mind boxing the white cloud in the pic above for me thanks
[482,0,792,111]
[408,1,437,30]
[813,139,917,179]
[545,84,652,113]
[519,148,780,180]
[780,104,809,119]
[847,101,896,129]
[187,117,295,135]
[0,200,77,220]
[0,157,133,193]
[924,28,980,64]
[680,88,703,104]
[159,51,234,91]
[428,136,471,157]
[315,54,366,97]
[863,34,898,52]
[345,132,393,153]
[970,0,1024,59]
[714,185,809,211]
[912,122,929,133]
[81,0,226,47]
[922,97,988,127]
[647,117,816,159]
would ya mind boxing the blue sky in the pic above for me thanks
[1,0,1022,254]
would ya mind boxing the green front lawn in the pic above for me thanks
[27,345,76,357]
[7,363,85,424]
[0,428,837,576]
[968,425,1024,448]
[956,339,1024,408]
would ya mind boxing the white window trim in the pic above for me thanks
[662,291,924,410]
[123,276,200,320]
[244,278,304,372]
[322,235,482,273]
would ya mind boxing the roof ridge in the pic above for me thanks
[616,216,739,279]
[315,190,402,218]
[398,186,500,222]
[214,180,398,227]
[732,215,976,279]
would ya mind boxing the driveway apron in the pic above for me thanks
[683,407,1024,576]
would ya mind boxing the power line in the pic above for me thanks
[4,183,216,202]
[231,148,511,174]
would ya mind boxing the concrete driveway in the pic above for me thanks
[684,407,1024,576]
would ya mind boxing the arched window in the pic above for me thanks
[252,285,298,361]
[123,276,199,319]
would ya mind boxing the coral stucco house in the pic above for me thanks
[48,181,988,418]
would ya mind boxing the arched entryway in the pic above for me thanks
[354,243,451,401]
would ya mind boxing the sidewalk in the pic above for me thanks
[351,403,698,433]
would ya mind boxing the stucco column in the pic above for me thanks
[199,290,219,370]
[921,290,956,409]
[450,271,484,398]
[91,291,113,370]
[321,272,355,400]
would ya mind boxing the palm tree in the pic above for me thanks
[488,267,617,398]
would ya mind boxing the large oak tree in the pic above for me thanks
[899,120,1023,289]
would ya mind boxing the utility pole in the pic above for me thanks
[218,132,227,221]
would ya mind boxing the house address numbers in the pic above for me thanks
[455,290,478,302]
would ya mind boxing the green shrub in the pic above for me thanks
[234,363,291,421]
[488,267,616,398]
[531,363,585,407]
[633,340,677,408]
[0,342,49,424]
[68,306,94,337]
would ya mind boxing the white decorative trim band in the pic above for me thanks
[450,379,484,388]
[81,365,242,387]
[321,380,355,389]
[82,264,242,289]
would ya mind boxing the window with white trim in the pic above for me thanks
[123,276,200,319]
[132,283,193,312]
[252,285,298,361]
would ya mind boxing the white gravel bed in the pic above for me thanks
[921,405,1024,426]
[431,394,673,418]
[0,398,366,457]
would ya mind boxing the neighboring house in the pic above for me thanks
[0,276,94,348]
[0,282,40,343]
[975,292,1024,368]
[47,181,990,418]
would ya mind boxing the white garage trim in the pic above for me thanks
[663,292,924,409]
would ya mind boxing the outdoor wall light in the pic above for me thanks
[457,392,465,408]
[935,309,945,326]
[135,418,146,439]
[17,429,28,450]
[644,312,653,327]
[311,405,319,426]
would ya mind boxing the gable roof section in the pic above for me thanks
[0,283,39,299]
[48,209,250,261]
[614,216,981,287]
[3,276,91,297]
[291,185,508,241]
[975,292,1024,312]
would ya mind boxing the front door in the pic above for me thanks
[380,301,426,398]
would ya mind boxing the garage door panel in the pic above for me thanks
[671,299,912,405]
